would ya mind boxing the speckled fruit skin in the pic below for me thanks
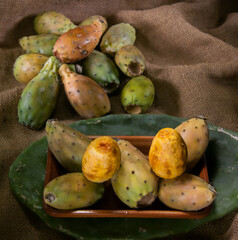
[175,117,209,171]
[34,11,77,35]
[19,34,58,56]
[43,172,104,210]
[100,23,136,56]
[53,19,103,63]
[81,50,120,94]
[58,64,111,119]
[149,128,187,179]
[111,139,159,208]
[79,15,108,34]
[45,119,92,172]
[115,45,145,77]
[158,173,216,211]
[121,75,155,114]
[13,53,48,84]
[82,136,121,183]
[18,56,59,130]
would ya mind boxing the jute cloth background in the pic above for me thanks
[1,0,238,239]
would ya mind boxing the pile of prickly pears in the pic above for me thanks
[43,116,216,212]
[14,11,155,130]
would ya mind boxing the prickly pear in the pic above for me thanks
[44,172,104,210]
[34,11,77,35]
[53,19,103,63]
[175,117,209,171]
[58,64,111,119]
[158,173,216,211]
[18,56,59,129]
[46,119,91,172]
[121,75,155,114]
[82,136,121,183]
[13,53,48,84]
[81,50,120,93]
[115,45,145,77]
[19,34,58,56]
[111,139,158,208]
[80,15,108,34]
[149,128,187,179]
[100,23,136,56]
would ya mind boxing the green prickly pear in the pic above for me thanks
[100,23,136,56]
[58,64,111,119]
[175,117,209,171]
[79,15,108,34]
[44,172,104,210]
[19,34,58,56]
[158,173,216,211]
[121,75,155,114]
[111,139,159,208]
[81,50,120,94]
[34,11,77,35]
[115,45,145,77]
[13,53,48,84]
[45,119,91,172]
[53,19,103,63]
[18,56,59,129]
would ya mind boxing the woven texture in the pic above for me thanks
[1,0,238,239]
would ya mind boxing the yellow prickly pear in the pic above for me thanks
[43,172,104,210]
[175,116,209,171]
[34,11,77,35]
[13,53,48,84]
[82,136,121,183]
[115,45,146,77]
[149,128,187,179]
[158,173,216,211]
[58,64,111,119]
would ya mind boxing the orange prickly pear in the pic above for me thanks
[53,19,103,63]
[58,64,111,119]
[149,128,187,179]
[82,136,121,183]
[175,116,209,171]
[158,173,216,211]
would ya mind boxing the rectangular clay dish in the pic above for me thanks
[43,135,212,218]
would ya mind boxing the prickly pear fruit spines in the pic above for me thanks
[13,53,48,84]
[115,45,146,77]
[82,136,121,183]
[111,139,158,208]
[53,20,104,63]
[149,128,187,179]
[43,172,104,210]
[18,56,59,129]
[175,117,209,171]
[34,11,77,35]
[158,173,216,211]
[46,119,91,172]
[121,76,155,114]
[19,34,59,56]
[81,50,120,94]
[100,23,136,56]
[59,64,111,119]
[80,15,108,34]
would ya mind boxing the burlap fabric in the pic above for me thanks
[1,0,238,239]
